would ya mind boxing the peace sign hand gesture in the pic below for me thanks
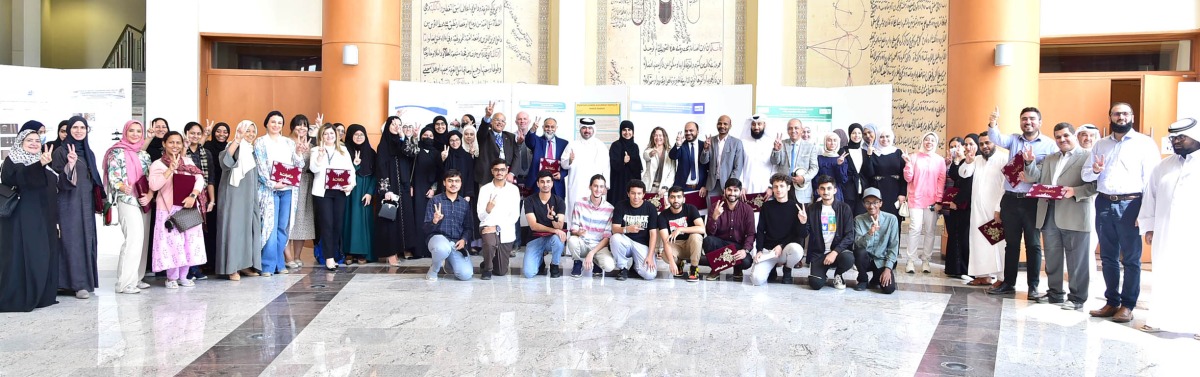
[1092,154,1106,174]
[837,152,848,165]
[773,133,783,151]
[66,144,78,167]
[441,146,449,161]
[796,203,807,224]
[39,145,54,166]
[432,203,444,224]
[354,151,362,166]
[315,112,324,127]
[1021,145,1035,163]
[204,119,216,138]
[868,214,880,236]
[485,101,496,118]
[702,135,712,151]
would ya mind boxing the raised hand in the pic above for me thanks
[533,117,542,132]
[66,144,78,166]
[624,152,630,163]
[205,119,215,137]
[1021,145,1034,162]
[675,131,684,147]
[901,151,911,164]
[989,106,1000,126]
[441,146,449,161]
[712,201,724,220]
[39,145,54,166]
[869,215,880,236]
[485,101,496,118]
[702,135,712,151]
[354,151,362,166]
[837,152,848,165]
[773,133,783,151]
[316,112,325,127]
[395,108,406,118]
[1092,154,1106,174]
[432,203,444,224]
[796,203,807,224]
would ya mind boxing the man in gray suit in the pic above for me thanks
[700,115,744,199]
[770,119,820,204]
[1024,122,1097,310]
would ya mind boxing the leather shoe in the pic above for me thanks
[1111,307,1135,323]
[987,284,1016,295]
[1089,304,1120,318]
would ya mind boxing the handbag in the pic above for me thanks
[0,184,18,218]
[378,199,398,221]
[896,200,910,218]
[165,207,203,232]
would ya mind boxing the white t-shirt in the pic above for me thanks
[821,206,836,252]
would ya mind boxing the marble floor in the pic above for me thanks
[1,227,1197,376]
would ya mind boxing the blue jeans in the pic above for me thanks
[1096,196,1142,308]
[522,234,564,278]
[262,190,292,274]
[428,235,473,281]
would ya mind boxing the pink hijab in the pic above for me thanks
[103,120,147,189]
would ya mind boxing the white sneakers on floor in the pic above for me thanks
[179,278,195,287]
[834,275,846,290]
[165,281,179,289]
[921,260,932,273]
[906,260,916,273]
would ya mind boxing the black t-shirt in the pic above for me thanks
[613,200,659,245]
[657,203,703,233]
[524,193,565,237]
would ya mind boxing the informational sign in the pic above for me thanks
[574,102,623,145]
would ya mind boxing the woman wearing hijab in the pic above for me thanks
[901,131,947,274]
[311,123,357,270]
[203,121,230,259]
[944,135,974,279]
[431,116,451,148]
[407,126,441,259]
[839,123,868,214]
[254,110,305,276]
[641,126,676,197]
[183,122,218,280]
[343,124,377,264]
[0,126,61,312]
[103,120,154,294]
[286,115,317,269]
[146,117,170,161]
[440,130,476,200]
[45,120,70,151]
[216,120,262,280]
[461,124,480,158]
[814,133,850,202]
[148,131,208,289]
[17,121,47,145]
[863,124,907,228]
[374,116,416,265]
[607,120,643,204]
[51,115,102,299]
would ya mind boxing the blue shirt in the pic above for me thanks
[988,126,1057,193]
[423,193,474,244]
[1079,131,1160,195]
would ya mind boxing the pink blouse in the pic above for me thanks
[902,152,946,208]
[148,156,207,211]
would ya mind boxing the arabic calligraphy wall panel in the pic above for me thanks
[786,0,948,151]
[402,0,551,84]
[586,0,745,86]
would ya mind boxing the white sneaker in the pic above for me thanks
[179,278,195,287]
[279,268,290,274]
[118,286,141,294]
[136,281,151,289]
[165,281,179,289]
[834,275,846,290]
[426,274,438,281]
[921,260,932,273]
[906,260,916,273]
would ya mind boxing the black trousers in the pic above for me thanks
[808,250,855,290]
[854,249,897,294]
[700,236,753,271]
[1000,194,1041,289]
[943,209,971,276]
[313,191,347,262]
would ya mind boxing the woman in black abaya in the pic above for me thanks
[0,126,61,312]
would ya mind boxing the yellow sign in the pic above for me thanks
[575,103,621,116]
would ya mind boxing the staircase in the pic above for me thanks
[103,25,146,126]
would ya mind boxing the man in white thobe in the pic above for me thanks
[959,132,1009,286]
[561,118,610,225]
[740,114,776,195]
[1138,118,1200,338]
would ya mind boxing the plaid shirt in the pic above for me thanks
[186,146,212,183]
[423,193,474,245]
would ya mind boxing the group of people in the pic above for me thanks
[1,101,1195,341]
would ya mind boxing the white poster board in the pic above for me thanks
[626,85,754,149]
[755,84,892,147]
[0,65,131,163]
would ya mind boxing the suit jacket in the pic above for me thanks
[475,121,517,186]
[668,139,708,189]
[1024,147,1097,232]
[524,130,568,197]
[700,135,744,192]
[770,139,820,202]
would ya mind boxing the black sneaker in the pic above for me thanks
[617,268,629,281]
[592,265,603,277]
[481,270,492,280]
[854,282,868,291]
[549,265,562,278]
[537,261,548,276]
[571,260,583,278]
[781,268,793,285]
[687,266,699,282]
[193,272,208,280]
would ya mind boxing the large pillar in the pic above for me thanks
[322,0,401,142]
[947,0,1040,139]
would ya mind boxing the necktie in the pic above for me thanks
[790,144,798,173]
[685,142,696,180]
[494,133,504,157]
[546,138,554,159]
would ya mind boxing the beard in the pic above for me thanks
[751,129,765,140]
[980,148,994,159]
[1110,121,1133,134]
[544,131,555,139]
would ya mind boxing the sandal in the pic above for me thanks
[228,272,241,281]
[967,278,993,286]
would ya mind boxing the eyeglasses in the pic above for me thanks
[1112,112,1132,117]
[864,201,882,207]
[491,168,508,172]
[1168,135,1190,141]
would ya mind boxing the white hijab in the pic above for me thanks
[876,125,899,155]
[229,120,257,187]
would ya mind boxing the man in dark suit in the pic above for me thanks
[525,117,568,198]
[668,121,709,196]
[476,102,517,187]
[1024,122,1097,310]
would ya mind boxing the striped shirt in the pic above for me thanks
[571,196,614,245]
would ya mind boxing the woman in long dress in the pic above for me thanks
[183,122,217,280]
[203,121,230,268]
[103,120,153,294]
[148,131,208,288]
[838,123,867,215]
[216,120,263,280]
[863,125,908,224]
[408,126,441,259]
[343,124,376,264]
[287,114,317,268]
[255,110,304,276]
[815,133,850,202]
[374,116,416,263]
[608,120,643,204]
[943,135,973,279]
[0,127,61,312]
[440,131,476,202]
[641,126,676,197]
[51,115,101,299]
